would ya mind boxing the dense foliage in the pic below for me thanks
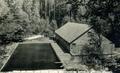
[81,30,104,70]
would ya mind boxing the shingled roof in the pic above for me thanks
[55,22,92,43]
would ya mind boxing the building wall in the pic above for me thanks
[101,36,114,55]
[70,29,114,55]
[55,33,70,52]
[70,44,83,55]
[70,30,91,55]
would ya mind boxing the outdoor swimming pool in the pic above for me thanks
[1,43,63,72]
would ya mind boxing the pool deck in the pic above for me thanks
[51,43,89,71]
[51,43,71,67]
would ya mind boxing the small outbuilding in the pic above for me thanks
[55,22,114,56]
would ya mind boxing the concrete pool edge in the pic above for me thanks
[50,43,64,64]
[0,43,19,72]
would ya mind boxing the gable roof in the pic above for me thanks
[55,22,92,43]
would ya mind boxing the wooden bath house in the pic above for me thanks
[55,22,114,56]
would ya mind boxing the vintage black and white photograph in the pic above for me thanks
[0,0,120,73]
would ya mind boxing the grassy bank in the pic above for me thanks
[0,43,18,70]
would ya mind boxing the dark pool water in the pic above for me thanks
[1,43,63,72]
